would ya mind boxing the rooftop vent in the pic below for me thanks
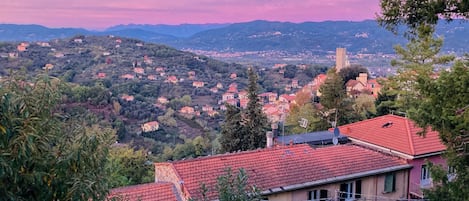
[382,121,393,128]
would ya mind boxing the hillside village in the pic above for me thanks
[109,114,448,201]
[0,36,459,201]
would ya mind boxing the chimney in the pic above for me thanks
[266,131,273,148]
[356,73,368,85]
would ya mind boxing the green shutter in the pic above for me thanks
[384,173,395,192]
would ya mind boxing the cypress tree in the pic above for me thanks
[242,67,268,150]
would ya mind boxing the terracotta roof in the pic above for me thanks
[108,182,179,201]
[157,144,408,200]
[346,79,364,87]
[338,114,446,157]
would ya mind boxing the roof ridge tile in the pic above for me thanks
[404,117,416,155]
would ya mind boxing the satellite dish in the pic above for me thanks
[332,136,339,145]
[333,127,340,137]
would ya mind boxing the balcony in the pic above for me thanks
[409,179,433,198]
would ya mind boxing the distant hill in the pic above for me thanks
[1,20,469,54]
[105,23,229,38]
[0,24,89,41]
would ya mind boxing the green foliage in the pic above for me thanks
[378,8,469,198]
[156,135,211,161]
[384,25,454,114]
[0,74,114,201]
[283,64,297,79]
[374,82,399,116]
[194,167,262,201]
[378,0,469,36]
[242,67,269,150]
[337,64,369,83]
[216,168,262,201]
[220,104,244,153]
[220,68,269,152]
[286,91,328,134]
[409,59,469,200]
[353,94,377,119]
[319,69,361,126]
[158,108,178,127]
[106,145,154,188]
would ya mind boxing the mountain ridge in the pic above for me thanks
[1,20,469,55]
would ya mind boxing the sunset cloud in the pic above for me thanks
[0,0,380,29]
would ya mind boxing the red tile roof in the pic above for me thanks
[108,182,179,201]
[156,144,409,200]
[338,114,445,157]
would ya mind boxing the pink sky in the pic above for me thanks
[0,0,380,30]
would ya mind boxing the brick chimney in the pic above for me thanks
[266,131,273,148]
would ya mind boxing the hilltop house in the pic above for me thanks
[179,106,195,115]
[157,97,169,104]
[154,144,411,201]
[43,63,54,70]
[121,74,135,80]
[134,67,145,74]
[222,93,235,102]
[141,121,159,133]
[166,76,178,84]
[345,73,381,98]
[192,81,204,88]
[338,114,447,199]
[121,94,134,102]
[230,73,237,79]
[97,73,106,79]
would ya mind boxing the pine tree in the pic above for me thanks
[410,59,469,200]
[219,67,269,152]
[385,24,454,114]
[242,67,268,150]
[220,104,243,153]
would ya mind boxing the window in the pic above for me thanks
[384,173,396,193]
[421,165,430,180]
[339,180,361,201]
[447,166,456,181]
[308,189,328,201]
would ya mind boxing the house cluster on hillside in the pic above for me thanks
[109,114,448,201]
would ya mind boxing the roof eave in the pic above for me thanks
[261,164,412,196]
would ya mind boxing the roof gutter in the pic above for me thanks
[349,138,415,159]
[261,164,413,196]
[349,138,445,160]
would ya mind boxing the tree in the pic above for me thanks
[353,94,376,119]
[374,84,399,116]
[286,90,328,134]
[408,59,469,200]
[385,25,454,114]
[378,0,469,35]
[0,74,114,201]
[220,67,268,152]
[319,68,361,126]
[241,67,269,150]
[283,64,297,79]
[378,3,469,198]
[106,145,154,188]
[220,104,244,153]
[337,64,369,83]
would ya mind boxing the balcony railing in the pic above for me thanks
[409,179,433,198]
